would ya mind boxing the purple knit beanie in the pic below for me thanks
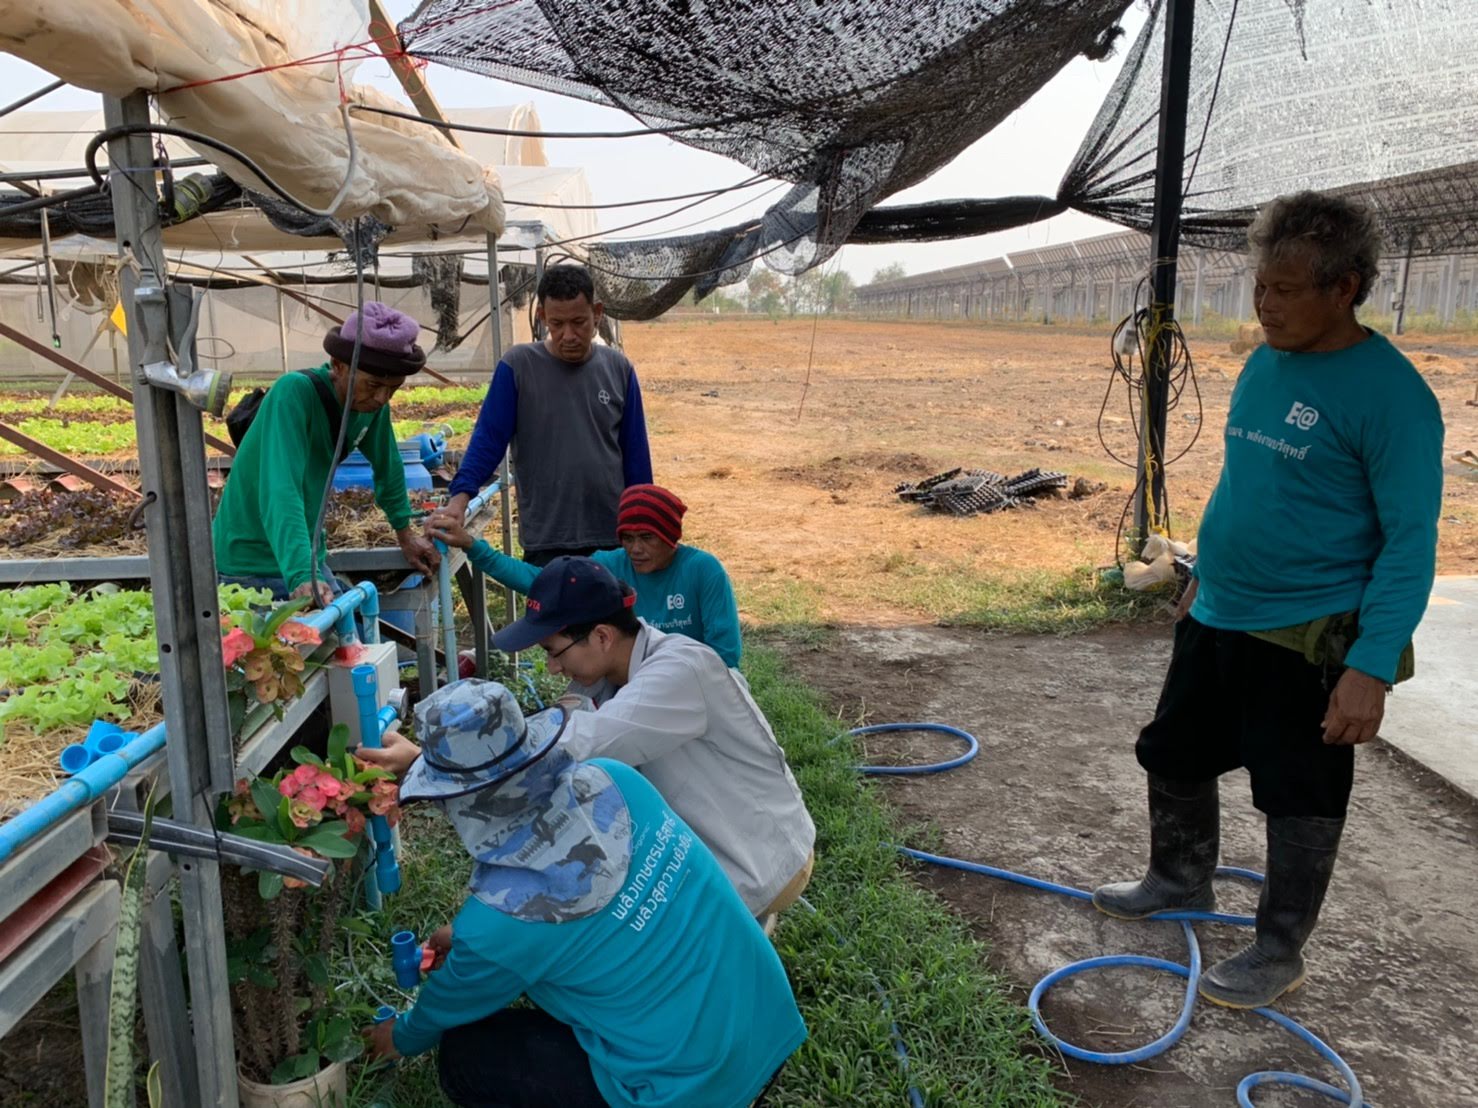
[322,301,427,378]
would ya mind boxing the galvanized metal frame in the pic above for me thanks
[105,89,239,1106]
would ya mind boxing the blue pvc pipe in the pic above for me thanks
[351,663,400,897]
[0,721,167,863]
[4,580,381,863]
[434,539,457,686]
[301,583,372,638]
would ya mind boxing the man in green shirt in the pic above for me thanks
[214,302,439,603]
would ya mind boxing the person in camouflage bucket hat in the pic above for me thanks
[399,679,632,923]
[362,678,808,1108]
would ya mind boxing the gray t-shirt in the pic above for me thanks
[507,341,634,552]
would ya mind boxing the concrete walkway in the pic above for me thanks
[1380,575,1478,800]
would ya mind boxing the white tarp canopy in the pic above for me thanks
[0,111,596,258]
[0,0,503,236]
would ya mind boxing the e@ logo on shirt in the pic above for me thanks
[1284,401,1320,430]
[666,593,686,610]
[597,389,611,405]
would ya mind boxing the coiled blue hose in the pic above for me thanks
[844,723,1366,1107]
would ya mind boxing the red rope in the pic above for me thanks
[158,1,520,98]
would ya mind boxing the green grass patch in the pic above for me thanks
[735,577,830,632]
[899,564,1166,634]
[338,646,1066,1107]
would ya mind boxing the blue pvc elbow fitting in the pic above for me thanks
[391,930,423,989]
[359,581,381,645]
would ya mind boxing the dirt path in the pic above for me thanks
[626,319,1478,625]
[773,622,1478,1108]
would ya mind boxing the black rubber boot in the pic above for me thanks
[1093,775,1219,919]
[1198,815,1345,1009]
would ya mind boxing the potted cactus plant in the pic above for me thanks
[218,724,401,1107]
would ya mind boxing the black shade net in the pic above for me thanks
[8,0,1475,325]
[402,0,1478,319]
[401,0,1132,316]
[1064,0,1478,255]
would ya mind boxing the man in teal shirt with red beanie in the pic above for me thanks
[427,483,743,667]
[1094,191,1444,1009]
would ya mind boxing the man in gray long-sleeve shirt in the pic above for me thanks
[444,264,653,565]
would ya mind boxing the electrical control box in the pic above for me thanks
[327,642,400,747]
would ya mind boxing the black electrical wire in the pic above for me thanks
[308,219,368,606]
[84,123,339,217]
[0,184,104,218]
[502,175,771,211]
[1097,271,1202,566]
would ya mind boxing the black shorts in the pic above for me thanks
[1135,616,1355,819]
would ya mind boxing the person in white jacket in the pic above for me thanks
[366,556,816,926]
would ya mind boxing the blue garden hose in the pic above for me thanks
[843,723,1366,1107]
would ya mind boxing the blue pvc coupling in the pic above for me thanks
[373,1005,398,1024]
[351,663,378,698]
[390,930,423,989]
[375,847,403,896]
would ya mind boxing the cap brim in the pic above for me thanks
[491,613,564,654]
[398,707,566,804]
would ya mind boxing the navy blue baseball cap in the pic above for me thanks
[492,556,636,653]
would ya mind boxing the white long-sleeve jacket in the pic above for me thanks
[560,622,816,914]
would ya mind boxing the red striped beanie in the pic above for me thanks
[617,484,687,547]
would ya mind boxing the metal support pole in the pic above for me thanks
[1393,231,1415,336]
[277,286,290,374]
[486,234,518,637]
[105,90,239,1107]
[1135,0,1196,547]
[533,244,548,341]
[1192,253,1205,325]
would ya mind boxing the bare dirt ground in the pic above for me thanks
[624,318,1478,625]
[772,623,1478,1108]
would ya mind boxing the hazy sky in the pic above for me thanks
[1,1,1148,286]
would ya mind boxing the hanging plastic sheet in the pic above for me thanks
[0,0,504,237]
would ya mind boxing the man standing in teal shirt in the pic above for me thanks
[1094,192,1444,1009]
[428,483,743,667]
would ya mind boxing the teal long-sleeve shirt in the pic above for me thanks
[213,366,412,590]
[1191,332,1444,684]
[392,760,806,1108]
[467,540,743,667]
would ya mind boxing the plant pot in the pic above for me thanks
[238,1061,347,1108]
